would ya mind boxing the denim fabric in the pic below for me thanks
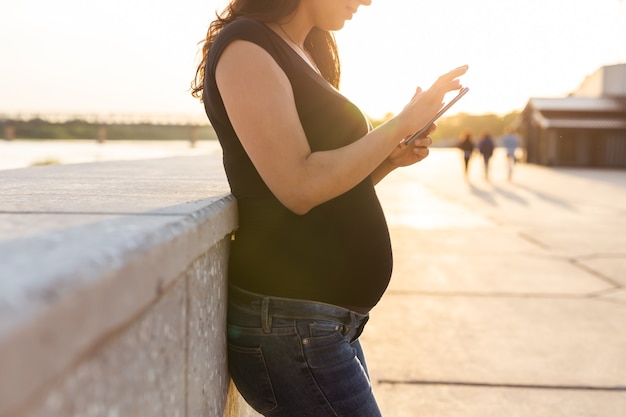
[227,285,382,417]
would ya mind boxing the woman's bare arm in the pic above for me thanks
[216,40,466,214]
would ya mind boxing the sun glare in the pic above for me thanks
[0,0,623,118]
[335,0,626,119]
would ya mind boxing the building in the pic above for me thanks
[519,63,626,167]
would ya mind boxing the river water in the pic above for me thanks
[0,139,222,171]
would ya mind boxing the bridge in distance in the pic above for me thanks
[0,111,212,143]
[0,111,210,126]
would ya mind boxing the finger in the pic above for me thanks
[438,64,469,82]
[433,65,469,91]
[413,147,430,159]
[448,64,469,77]
[410,86,424,100]
[411,137,432,147]
[432,78,463,94]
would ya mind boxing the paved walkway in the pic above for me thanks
[365,148,626,417]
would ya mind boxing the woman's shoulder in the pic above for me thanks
[216,18,273,45]
[210,18,295,77]
[209,18,281,72]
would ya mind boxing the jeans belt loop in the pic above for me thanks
[341,312,354,338]
[261,297,271,334]
[351,313,368,343]
[340,321,349,338]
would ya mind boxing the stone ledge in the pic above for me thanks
[0,155,238,416]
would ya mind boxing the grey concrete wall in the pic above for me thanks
[0,153,259,417]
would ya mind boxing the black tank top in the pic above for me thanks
[203,18,392,310]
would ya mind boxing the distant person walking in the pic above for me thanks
[478,131,495,180]
[502,127,520,181]
[457,130,474,177]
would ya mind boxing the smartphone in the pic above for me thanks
[405,86,470,145]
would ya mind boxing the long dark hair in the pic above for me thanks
[190,0,341,100]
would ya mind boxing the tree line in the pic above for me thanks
[3,112,519,144]
[1,118,217,141]
[371,111,520,146]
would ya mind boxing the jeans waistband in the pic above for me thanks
[229,284,369,341]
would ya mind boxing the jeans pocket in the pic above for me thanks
[228,343,278,414]
[307,321,344,341]
[299,320,351,369]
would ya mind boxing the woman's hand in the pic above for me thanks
[395,65,469,138]
[386,135,432,167]
[370,126,435,185]
[370,65,467,185]
[389,124,436,168]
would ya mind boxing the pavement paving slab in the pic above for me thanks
[374,384,626,417]
[389,229,612,296]
[365,295,626,386]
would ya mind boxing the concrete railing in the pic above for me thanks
[0,153,259,417]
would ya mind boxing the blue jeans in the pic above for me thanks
[227,285,382,417]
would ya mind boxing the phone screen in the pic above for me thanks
[405,87,469,145]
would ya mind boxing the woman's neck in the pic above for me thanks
[268,21,320,75]
[272,10,313,47]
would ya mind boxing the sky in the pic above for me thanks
[0,0,624,121]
